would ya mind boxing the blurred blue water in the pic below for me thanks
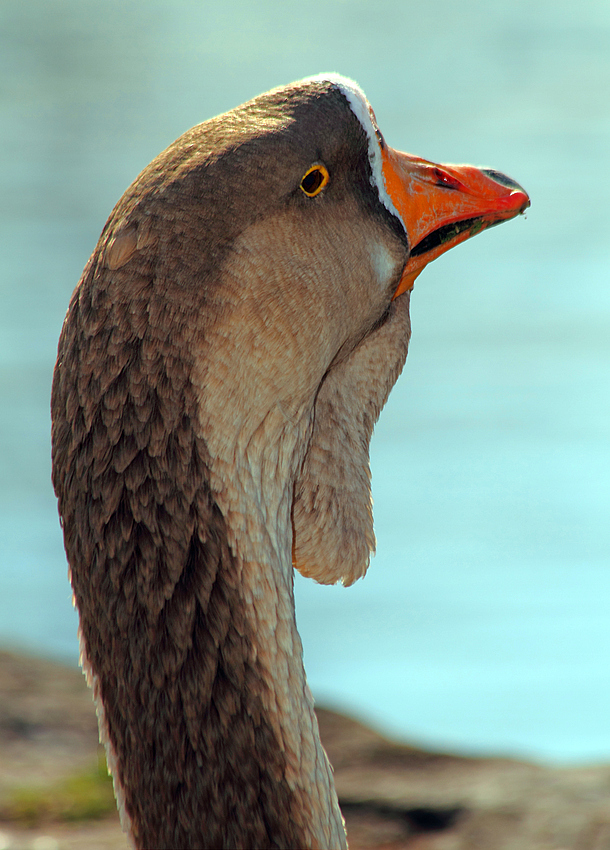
[1,0,609,762]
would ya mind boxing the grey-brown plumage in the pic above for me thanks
[51,74,528,849]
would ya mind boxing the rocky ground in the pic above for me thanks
[1,649,609,849]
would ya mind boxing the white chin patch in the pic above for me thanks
[371,242,400,289]
[301,73,406,236]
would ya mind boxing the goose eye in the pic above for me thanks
[300,164,329,197]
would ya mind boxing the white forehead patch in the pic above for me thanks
[302,73,406,236]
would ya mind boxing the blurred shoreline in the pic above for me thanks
[1,648,610,850]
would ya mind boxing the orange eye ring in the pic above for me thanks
[300,164,330,197]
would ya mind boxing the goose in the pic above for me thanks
[51,74,529,850]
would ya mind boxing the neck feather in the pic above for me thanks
[193,374,347,850]
[53,277,347,848]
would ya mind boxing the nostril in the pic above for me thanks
[433,167,464,191]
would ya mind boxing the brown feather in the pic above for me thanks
[51,76,411,850]
[52,253,320,848]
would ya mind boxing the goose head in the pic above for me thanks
[51,74,529,850]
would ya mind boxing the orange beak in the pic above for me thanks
[381,147,530,299]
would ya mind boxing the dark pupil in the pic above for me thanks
[302,169,323,194]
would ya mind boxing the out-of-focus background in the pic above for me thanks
[1,0,608,764]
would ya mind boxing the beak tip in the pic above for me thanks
[480,169,530,213]
[516,192,531,215]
